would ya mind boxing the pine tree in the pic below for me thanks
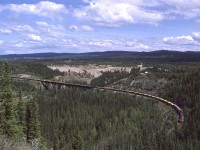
[0,63,19,138]
[25,98,41,142]
[52,134,60,150]
[17,90,26,136]
[72,128,84,150]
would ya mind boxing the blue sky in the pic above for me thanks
[0,0,200,54]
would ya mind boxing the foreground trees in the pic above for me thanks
[0,63,19,137]
[26,98,41,142]
[37,88,165,149]
[0,63,41,143]
[71,128,84,150]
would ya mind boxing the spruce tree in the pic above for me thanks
[25,98,41,142]
[0,63,19,138]
[53,134,60,150]
[17,90,26,136]
[72,128,84,150]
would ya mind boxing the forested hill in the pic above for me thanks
[1,50,200,59]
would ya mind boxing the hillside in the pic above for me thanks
[1,50,200,59]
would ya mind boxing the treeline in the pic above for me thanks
[145,63,200,80]
[53,56,200,67]
[11,80,36,93]
[90,70,130,87]
[9,60,64,79]
[0,63,42,149]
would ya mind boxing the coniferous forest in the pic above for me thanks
[0,53,200,150]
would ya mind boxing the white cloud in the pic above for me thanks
[123,40,149,50]
[26,34,42,41]
[162,31,200,50]
[73,0,200,27]
[1,36,151,54]
[161,0,200,9]
[1,0,200,30]
[35,21,66,38]
[163,36,197,45]
[4,50,15,54]
[74,0,164,27]
[0,24,38,34]
[159,0,200,19]
[36,21,49,27]
[192,32,200,41]
[134,43,149,49]
[88,40,113,47]
[85,38,150,51]
[68,25,93,31]
[0,1,68,18]
[68,25,79,31]
[0,40,4,45]
[15,43,24,48]
[0,29,12,34]
[80,25,93,31]
[12,25,37,33]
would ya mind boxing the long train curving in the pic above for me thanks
[12,76,184,129]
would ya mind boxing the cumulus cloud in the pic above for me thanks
[4,50,15,54]
[163,36,197,45]
[0,1,68,18]
[35,22,66,38]
[15,43,25,48]
[12,25,37,33]
[0,40,4,45]
[1,0,200,29]
[192,32,200,41]
[80,25,93,31]
[73,0,200,27]
[68,25,93,31]
[68,25,79,31]
[74,0,164,27]
[163,31,200,49]
[26,34,42,41]
[1,35,151,54]
[0,24,38,34]
[161,0,200,19]
[36,21,49,27]
[0,29,12,34]
[85,39,150,51]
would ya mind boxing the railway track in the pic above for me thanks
[12,76,184,129]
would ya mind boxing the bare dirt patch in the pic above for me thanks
[48,64,132,78]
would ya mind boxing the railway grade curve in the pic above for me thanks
[12,76,184,129]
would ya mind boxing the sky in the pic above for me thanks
[0,0,200,54]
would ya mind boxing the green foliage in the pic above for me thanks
[71,128,84,150]
[12,80,36,93]
[0,63,42,146]
[16,90,26,136]
[1,58,200,149]
[0,63,19,138]
[129,67,140,77]
[91,70,130,87]
[8,60,64,79]
[37,89,164,149]
[25,98,41,143]
[25,62,64,79]
[159,69,200,149]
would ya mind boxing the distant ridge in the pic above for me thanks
[0,52,76,59]
[0,50,200,59]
